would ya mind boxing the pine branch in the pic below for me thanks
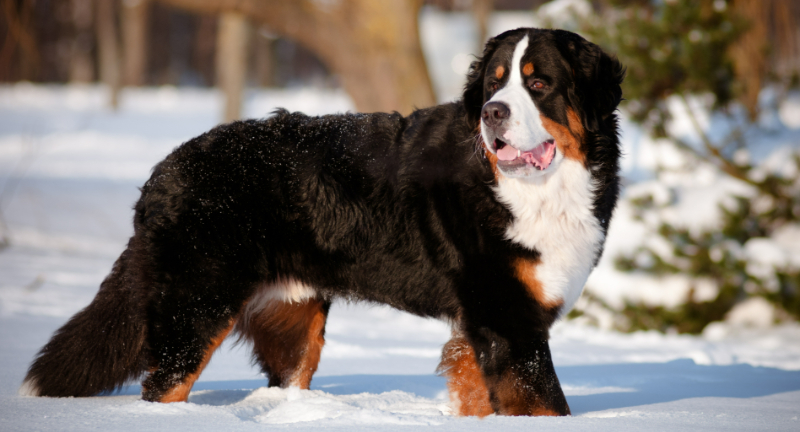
[677,95,781,198]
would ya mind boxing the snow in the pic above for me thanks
[1,84,799,430]
[577,85,800,319]
[779,91,800,129]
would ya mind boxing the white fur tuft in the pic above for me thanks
[18,378,40,397]
[495,159,603,316]
[241,277,316,325]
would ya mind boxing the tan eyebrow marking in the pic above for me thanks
[523,62,534,76]
[495,65,505,79]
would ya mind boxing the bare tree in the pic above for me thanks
[472,0,493,48]
[216,12,248,121]
[252,27,276,88]
[157,0,435,114]
[121,0,150,86]
[70,0,95,83]
[1,0,39,81]
[729,0,800,119]
[96,0,121,108]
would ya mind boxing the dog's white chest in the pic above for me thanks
[494,159,603,316]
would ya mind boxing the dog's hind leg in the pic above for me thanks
[238,297,331,389]
[437,330,494,417]
[139,270,255,403]
[143,320,235,403]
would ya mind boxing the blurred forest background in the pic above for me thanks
[2,0,800,335]
[2,0,550,117]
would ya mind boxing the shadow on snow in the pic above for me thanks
[112,359,800,414]
[561,359,800,414]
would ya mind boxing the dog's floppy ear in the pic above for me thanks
[463,35,504,130]
[560,32,625,132]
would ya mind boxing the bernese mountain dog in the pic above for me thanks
[21,28,624,417]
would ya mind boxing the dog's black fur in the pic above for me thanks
[23,28,624,416]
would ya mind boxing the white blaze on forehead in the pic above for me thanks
[485,35,552,152]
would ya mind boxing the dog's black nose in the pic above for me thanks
[481,102,510,128]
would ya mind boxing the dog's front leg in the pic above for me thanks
[466,325,570,416]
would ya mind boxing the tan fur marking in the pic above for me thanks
[290,302,327,388]
[495,65,505,79]
[159,322,234,403]
[492,370,565,416]
[523,62,534,76]
[485,146,501,180]
[478,125,503,182]
[239,298,327,389]
[539,109,586,165]
[515,258,563,309]
[566,107,585,143]
[438,334,493,417]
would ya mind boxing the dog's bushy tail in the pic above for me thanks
[20,248,149,397]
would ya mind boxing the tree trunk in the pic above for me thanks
[96,0,121,108]
[69,0,95,83]
[121,0,150,86]
[216,12,248,122]
[769,1,799,84]
[252,27,275,87]
[157,0,436,114]
[472,0,494,48]
[194,15,218,86]
[728,0,799,119]
[1,0,40,81]
[729,0,770,120]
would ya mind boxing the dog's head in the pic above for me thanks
[464,28,624,179]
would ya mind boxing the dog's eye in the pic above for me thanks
[490,83,499,91]
[530,80,545,90]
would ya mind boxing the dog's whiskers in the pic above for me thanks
[467,132,484,161]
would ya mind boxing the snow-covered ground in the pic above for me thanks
[1,85,799,430]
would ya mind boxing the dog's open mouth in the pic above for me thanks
[495,139,556,170]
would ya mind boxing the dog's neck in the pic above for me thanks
[493,158,604,316]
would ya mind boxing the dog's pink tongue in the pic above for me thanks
[521,141,556,169]
[496,144,518,161]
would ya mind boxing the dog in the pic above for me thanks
[21,28,624,417]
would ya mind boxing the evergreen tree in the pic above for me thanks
[554,0,800,333]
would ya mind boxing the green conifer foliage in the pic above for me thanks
[557,0,800,333]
